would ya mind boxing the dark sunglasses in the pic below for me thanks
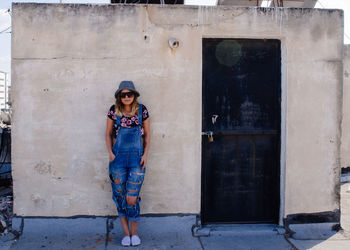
[120,91,135,98]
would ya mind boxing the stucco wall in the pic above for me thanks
[12,4,343,221]
[342,45,350,169]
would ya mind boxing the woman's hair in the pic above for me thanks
[114,93,139,117]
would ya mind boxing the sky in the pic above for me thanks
[0,0,349,83]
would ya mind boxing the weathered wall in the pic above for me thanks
[342,45,350,169]
[12,4,343,222]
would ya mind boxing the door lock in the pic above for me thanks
[202,131,214,143]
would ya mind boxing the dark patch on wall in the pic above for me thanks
[284,210,340,225]
[34,161,52,175]
[345,70,350,78]
[310,24,323,42]
[334,182,341,207]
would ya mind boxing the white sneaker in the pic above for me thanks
[131,235,141,246]
[121,236,131,247]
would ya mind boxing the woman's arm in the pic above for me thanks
[105,117,115,162]
[140,118,150,170]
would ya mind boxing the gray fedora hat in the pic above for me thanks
[115,80,140,98]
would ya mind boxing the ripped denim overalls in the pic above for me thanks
[109,104,145,222]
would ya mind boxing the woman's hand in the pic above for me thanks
[141,117,150,171]
[140,155,147,170]
[106,117,116,163]
[109,153,115,162]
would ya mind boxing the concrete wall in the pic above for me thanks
[342,45,350,169]
[12,4,343,223]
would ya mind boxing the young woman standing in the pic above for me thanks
[105,81,150,246]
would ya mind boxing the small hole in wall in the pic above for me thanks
[144,35,147,40]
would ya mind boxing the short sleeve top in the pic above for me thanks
[107,104,149,138]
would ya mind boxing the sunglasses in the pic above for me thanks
[120,91,135,98]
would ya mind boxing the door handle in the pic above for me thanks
[201,131,213,136]
[202,131,214,143]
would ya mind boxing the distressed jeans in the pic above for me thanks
[109,162,145,222]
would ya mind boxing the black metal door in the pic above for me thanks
[201,39,281,224]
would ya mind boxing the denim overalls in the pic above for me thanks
[109,104,145,222]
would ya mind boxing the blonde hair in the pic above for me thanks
[114,94,139,117]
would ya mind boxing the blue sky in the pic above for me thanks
[0,0,349,83]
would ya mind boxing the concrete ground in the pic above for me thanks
[2,216,293,250]
[1,182,350,249]
[341,182,350,232]
[285,182,350,250]
[197,224,293,250]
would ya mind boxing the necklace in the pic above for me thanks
[122,110,133,117]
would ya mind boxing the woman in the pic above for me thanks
[105,80,150,246]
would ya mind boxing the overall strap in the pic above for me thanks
[138,104,143,126]
[116,114,121,127]
[138,104,143,156]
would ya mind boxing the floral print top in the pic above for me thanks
[107,104,149,138]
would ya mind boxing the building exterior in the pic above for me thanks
[342,45,350,170]
[12,3,343,226]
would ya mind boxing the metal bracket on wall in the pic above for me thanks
[191,215,211,237]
